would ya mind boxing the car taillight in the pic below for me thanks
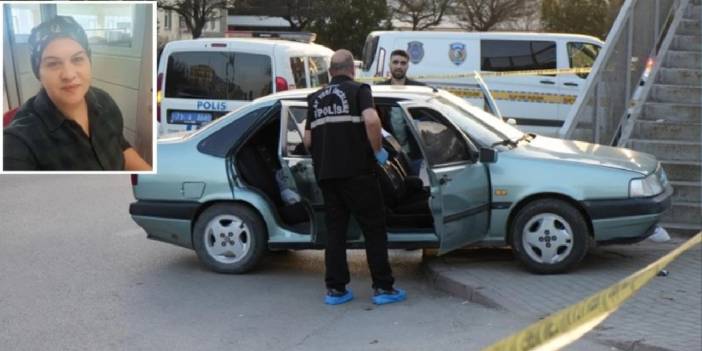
[131,174,138,186]
[156,73,163,122]
[275,76,288,92]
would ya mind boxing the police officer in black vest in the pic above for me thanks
[304,50,406,305]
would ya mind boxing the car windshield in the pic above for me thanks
[434,91,524,146]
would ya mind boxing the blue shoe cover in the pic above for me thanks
[324,289,353,305]
[372,288,407,305]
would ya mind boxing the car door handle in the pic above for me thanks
[564,82,579,87]
[540,80,555,85]
[439,175,452,185]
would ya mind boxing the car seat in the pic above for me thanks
[236,144,309,226]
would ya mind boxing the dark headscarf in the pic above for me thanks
[28,16,92,79]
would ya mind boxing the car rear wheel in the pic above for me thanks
[193,203,266,274]
[511,199,589,274]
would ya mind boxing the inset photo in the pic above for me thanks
[2,1,156,172]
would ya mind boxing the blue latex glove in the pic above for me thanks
[375,148,389,165]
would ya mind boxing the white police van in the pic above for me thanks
[157,38,333,135]
[359,31,603,136]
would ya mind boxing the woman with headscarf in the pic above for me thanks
[3,16,151,171]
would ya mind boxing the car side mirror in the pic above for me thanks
[479,147,498,164]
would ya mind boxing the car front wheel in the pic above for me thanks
[192,203,266,274]
[511,199,589,274]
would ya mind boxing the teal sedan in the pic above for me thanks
[130,86,672,274]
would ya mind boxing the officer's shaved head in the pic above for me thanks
[329,49,355,78]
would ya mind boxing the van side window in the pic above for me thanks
[407,107,471,166]
[290,57,307,88]
[165,52,272,100]
[309,57,330,87]
[568,42,601,79]
[481,40,557,75]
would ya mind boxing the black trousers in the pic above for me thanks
[319,173,395,291]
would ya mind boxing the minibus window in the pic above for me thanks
[568,42,601,79]
[290,57,307,88]
[309,56,330,87]
[165,51,272,100]
[481,40,556,76]
[361,35,379,71]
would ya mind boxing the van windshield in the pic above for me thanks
[361,35,379,71]
[165,51,272,100]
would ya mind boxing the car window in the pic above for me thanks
[481,40,556,76]
[197,105,272,157]
[308,56,330,87]
[568,42,601,79]
[285,106,310,157]
[407,107,471,166]
[290,57,307,88]
[165,51,272,100]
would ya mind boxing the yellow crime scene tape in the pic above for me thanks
[357,67,591,105]
[482,232,702,351]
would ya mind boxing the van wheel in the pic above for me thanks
[193,204,267,274]
[510,199,588,274]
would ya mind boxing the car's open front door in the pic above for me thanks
[397,100,491,254]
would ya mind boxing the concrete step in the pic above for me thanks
[661,160,701,182]
[650,84,702,104]
[656,67,702,86]
[664,50,702,69]
[670,181,702,202]
[642,102,701,123]
[627,139,701,162]
[661,202,702,226]
[632,120,701,140]
[685,5,701,19]
[671,35,701,51]
[678,19,701,36]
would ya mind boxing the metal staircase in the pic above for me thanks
[560,0,701,235]
[624,0,701,234]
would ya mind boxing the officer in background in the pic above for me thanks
[303,49,406,306]
[379,49,426,86]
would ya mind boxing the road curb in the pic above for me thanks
[422,259,504,310]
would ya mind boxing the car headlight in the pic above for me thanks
[629,172,663,198]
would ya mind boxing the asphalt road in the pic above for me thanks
[0,175,614,351]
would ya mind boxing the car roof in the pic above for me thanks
[368,30,603,44]
[254,85,440,104]
[164,37,332,52]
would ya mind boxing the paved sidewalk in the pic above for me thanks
[424,237,702,351]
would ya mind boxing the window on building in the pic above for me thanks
[164,10,171,30]
[57,3,135,48]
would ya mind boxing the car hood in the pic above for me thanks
[513,136,657,175]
